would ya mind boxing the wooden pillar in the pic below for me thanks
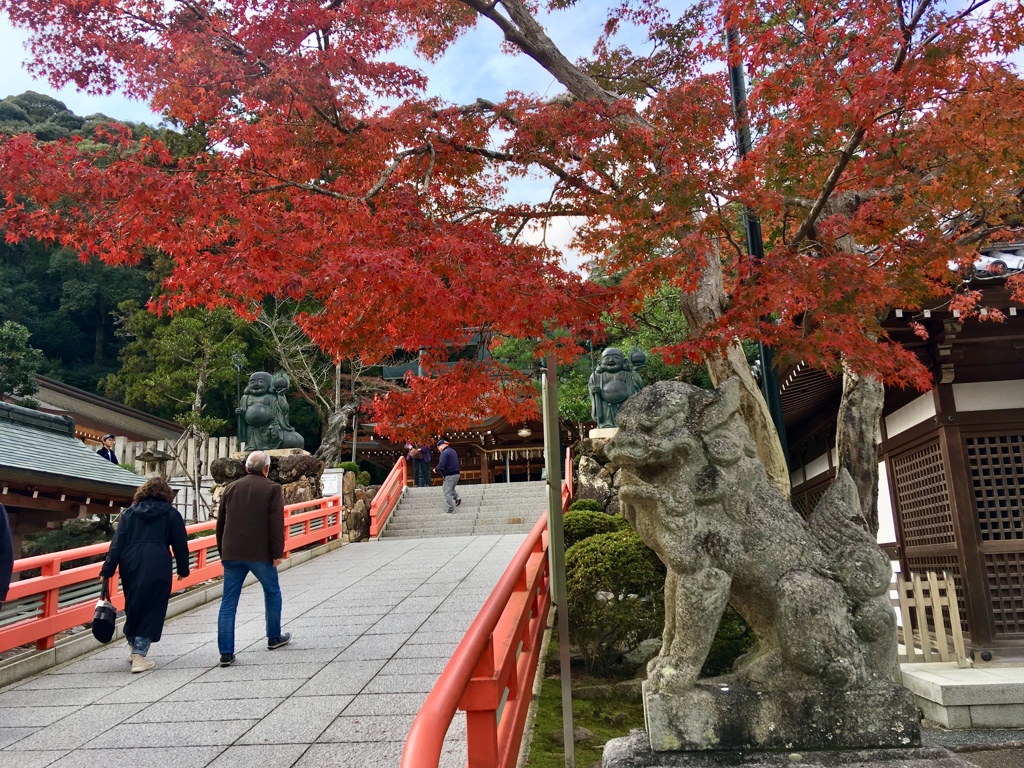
[934,383,995,649]
[480,450,490,484]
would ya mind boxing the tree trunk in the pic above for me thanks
[677,254,791,500]
[836,366,884,534]
[830,193,884,534]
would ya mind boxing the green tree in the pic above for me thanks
[0,320,44,406]
[103,303,248,434]
[49,250,151,369]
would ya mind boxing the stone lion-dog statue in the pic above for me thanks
[605,378,898,695]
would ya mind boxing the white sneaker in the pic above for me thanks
[130,654,155,673]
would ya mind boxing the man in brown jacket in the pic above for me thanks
[216,450,291,666]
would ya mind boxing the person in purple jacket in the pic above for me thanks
[415,443,431,487]
[433,439,461,513]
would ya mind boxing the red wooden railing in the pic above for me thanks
[370,455,407,538]
[0,494,342,654]
[401,447,572,768]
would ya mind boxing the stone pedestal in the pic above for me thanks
[211,450,324,514]
[644,681,921,752]
[603,729,971,768]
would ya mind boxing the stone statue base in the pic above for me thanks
[644,681,921,752]
[230,448,309,460]
[604,729,970,768]
[211,450,325,509]
[589,427,619,439]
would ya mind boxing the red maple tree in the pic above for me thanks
[1,0,1022,469]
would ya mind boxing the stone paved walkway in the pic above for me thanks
[0,533,527,768]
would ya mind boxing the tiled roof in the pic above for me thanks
[33,375,184,442]
[0,403,142,499]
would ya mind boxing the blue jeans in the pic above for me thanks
[127,635,152,656]
[218,560,282,655]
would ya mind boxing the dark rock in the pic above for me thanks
[281,477,317,506]
[277,454,324,484]
[211,457,246,485]
[579,437,612,463]
[346,498,369,542]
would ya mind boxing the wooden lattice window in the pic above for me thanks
[985,552,1024,634]
[907,556,967,635]
[891,441,955,548]
[965,434,1024,542]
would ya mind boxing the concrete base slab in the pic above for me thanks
[901,663,1024,729]
[604,729,972,768]
[644,681,921,751]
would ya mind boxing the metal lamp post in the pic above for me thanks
[231,351,245,446]
[726,27,789,460]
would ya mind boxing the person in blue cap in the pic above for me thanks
[434,438,461,513]
[97,434,119,464]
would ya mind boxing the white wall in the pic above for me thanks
[885,393,935,437]
[953,380,1024,412]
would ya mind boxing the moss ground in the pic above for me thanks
[524,633,646,768]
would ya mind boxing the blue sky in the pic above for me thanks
[0,6,621,125]
[0,6,631,265]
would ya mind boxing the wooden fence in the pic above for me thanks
[112,435,240,479]
[110,435,240,521]
[890,569,970,667]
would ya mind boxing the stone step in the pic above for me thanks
[386,515,540,531]
[395,495,548,507]
[379,481,549,540]
[400,482,548,496]
[393,502,548,516]
[382,523,537,539]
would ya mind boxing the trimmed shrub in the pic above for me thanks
[356,471,371,486]
[566,528,665,674]
[568,498,604,513]
[338,461,359,474]
[563,509,622,550]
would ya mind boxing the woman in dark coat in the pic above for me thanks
[100,477,190,673]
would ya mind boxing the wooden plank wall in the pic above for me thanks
[111,436,237,521]
[113,436,239,479]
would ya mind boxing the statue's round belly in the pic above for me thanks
[246,403,274,426]
[602,379,630,403]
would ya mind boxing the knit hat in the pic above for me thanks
[437,438,449,447]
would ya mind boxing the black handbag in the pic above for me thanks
[92,578,117,644]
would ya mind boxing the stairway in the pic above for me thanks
[378,480,550,539]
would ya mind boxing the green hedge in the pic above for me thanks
[566,528,665,674]
[563,509,622,550]
[568,498,603,513]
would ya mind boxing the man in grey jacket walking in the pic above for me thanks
[434,439,462,513]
